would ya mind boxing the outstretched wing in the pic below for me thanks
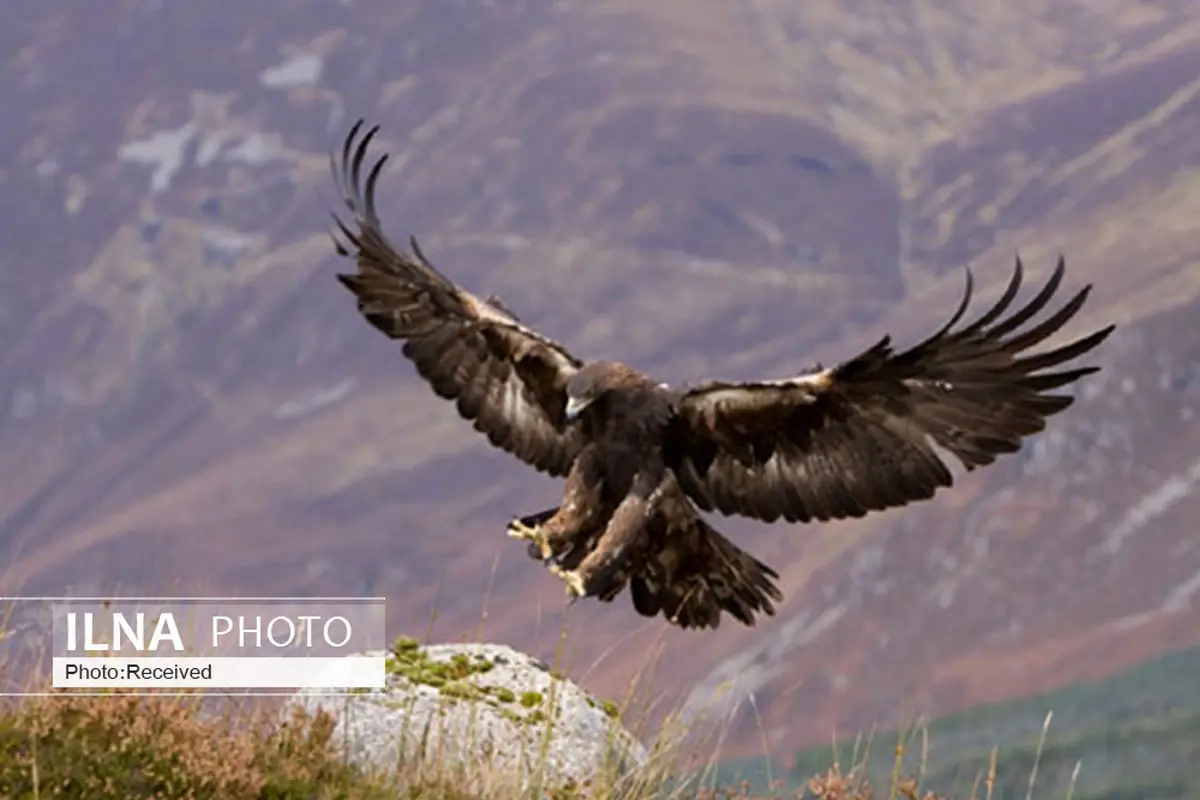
[330,120,585,476]
[668,257,1116,524]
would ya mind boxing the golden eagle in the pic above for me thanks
[329,120,1115,630]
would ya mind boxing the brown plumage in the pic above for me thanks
[328,119,1116,630]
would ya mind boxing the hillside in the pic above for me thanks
[2,0,1199,755]
[791,643,1200,798]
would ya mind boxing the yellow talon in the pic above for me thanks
[548,564,587,598]
[507,519,556,561]
[506,519,539,541]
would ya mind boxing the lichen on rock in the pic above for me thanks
[287,638,646,793]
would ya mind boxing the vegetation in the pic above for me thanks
[0,638,939,799]
[0,685,949,800]
[0,694,400,800]
[781,644,1200,800]
[1,602,1195,799]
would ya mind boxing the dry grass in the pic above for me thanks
[0,600,1059,800]
[0,692,968,799]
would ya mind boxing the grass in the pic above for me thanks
[0,687,962,799]
[0,600,1017,800]
[1,592,1189,799]
[0,694,396,799]
[783,644,1200,800]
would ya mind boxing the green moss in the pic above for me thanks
[489,687,515,703]
[440,681,484,701]
[439,683,469,700]
[385,644,499,692]
[393,635,421,653]
[379,645,541,722]
[599,699,620,719]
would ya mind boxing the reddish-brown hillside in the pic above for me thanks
[2,0,1200,758]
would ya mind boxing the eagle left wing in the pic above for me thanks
[329,120,586,477]
[667,257,1115,524]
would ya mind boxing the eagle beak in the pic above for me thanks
[564,396,589,422]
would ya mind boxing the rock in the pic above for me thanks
[287,640,648,794]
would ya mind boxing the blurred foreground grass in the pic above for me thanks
[2,605,1193,797]
[0,628,961,800]
[0,681,953,799]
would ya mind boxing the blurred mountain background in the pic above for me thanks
[2,0,1199,773]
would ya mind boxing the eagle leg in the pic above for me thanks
[505,518,555,562]
[551,487,655,602]
[548,563,588,599]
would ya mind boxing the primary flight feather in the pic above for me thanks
[329,119,1116,630]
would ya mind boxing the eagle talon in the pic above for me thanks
[509,519,557,561]
[506,519,540,541]
[548,564,588,599]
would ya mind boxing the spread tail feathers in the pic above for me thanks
[629,505,782,630]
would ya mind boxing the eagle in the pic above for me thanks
[328,119,1115,631]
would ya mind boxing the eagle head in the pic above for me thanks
[564,360,643,422]
[564,366,603,421]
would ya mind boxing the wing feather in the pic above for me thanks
[330,120,584,476]
[669,256,1116,523]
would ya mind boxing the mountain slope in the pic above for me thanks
[1,0,1199,753]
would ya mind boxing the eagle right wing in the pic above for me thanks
[668,257,1115,523]
[330,120,585,477]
